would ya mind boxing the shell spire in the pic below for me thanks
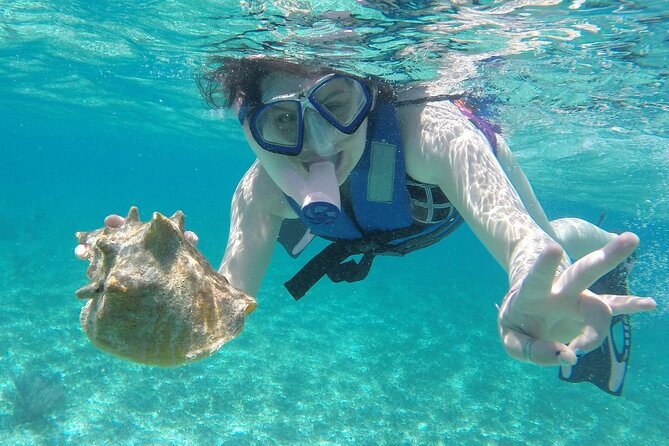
[144,212,181,261]
[126,206,140,222]
[76,281,102,300]
[97,239,117,256]
[170,210,185,233]
[75,231,89,245]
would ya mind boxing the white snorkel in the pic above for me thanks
[264,154,341,225]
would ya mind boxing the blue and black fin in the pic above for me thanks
[559,258,634,396]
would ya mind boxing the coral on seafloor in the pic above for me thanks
[9,366,64,423]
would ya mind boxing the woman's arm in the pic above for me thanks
[219,160,294,297]
[401,101,655,365]
[403,101,551,282]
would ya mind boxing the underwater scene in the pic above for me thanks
[1,0,667,444]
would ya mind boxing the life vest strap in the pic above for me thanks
[283,219,459,300]
[284,242,375,300]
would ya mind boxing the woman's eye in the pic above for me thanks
[276,112,296,126]
[325,101,346,111]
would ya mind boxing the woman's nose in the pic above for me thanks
[303,108,337,158]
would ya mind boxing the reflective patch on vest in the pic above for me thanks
[367,141,396,203]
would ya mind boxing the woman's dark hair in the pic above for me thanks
[196,56,396,109]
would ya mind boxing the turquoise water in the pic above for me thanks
[1,0,668,444]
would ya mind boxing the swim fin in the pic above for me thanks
[559,314,631,396]
[559,258,634,396]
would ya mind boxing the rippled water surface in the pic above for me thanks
[2,1,667,214]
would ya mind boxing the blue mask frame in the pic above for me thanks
[238,74,374,156]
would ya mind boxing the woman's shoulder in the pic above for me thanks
[393,86,475,139]
[396,97,487,182]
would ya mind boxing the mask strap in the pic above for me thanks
[234,97,247,125]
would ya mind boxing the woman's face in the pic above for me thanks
[241,71,370,185]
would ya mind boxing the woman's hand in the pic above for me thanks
[75,213,199,260]
[497,232,656,366]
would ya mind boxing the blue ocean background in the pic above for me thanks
[1,0,667,444]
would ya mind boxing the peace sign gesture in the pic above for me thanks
[498,232,656,366]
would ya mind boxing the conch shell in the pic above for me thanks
[75,207,256,366]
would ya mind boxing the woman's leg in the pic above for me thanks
[496,136,616,260]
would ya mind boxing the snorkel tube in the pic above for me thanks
[258,153,341,225]
[282,161,340,224]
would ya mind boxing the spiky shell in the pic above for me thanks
[75,207,256,366]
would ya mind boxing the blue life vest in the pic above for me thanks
[287,99,414,239]
[282,97,496,300]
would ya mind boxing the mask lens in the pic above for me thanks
[311,77,370,130]
[252,100,301,152]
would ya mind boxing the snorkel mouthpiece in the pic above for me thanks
[298,161,341,224]
[303,200,339,224]
[280,161,341,225]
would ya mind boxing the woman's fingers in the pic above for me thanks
[104,214,126,228]
[74,244,88,259]
[599,294,657,315]
[557,232,639,297]
[184,230,199,247]
[566,294,612,354]
[75,214,125,259]
[499,233,655,367]
[500,326,577,366]
[516,243,564,304]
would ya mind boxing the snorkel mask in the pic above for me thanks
[238,73,374,224]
